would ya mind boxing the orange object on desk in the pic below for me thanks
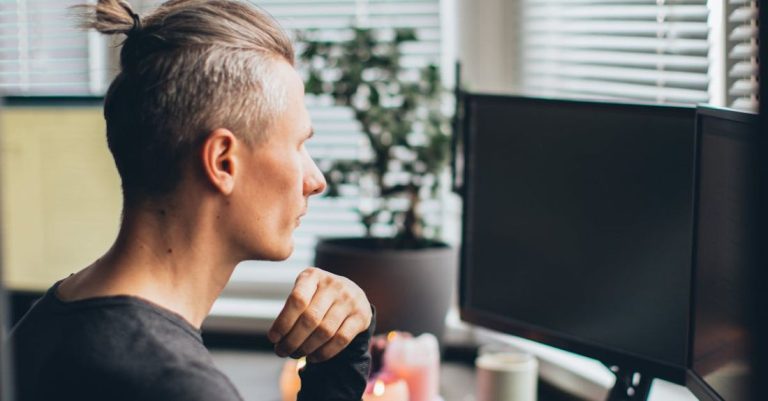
[279,357,306,401]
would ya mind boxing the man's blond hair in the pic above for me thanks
[76,0,294,200]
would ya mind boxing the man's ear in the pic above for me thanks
[201,128,239,195]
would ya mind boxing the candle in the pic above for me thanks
[383,333,440,401]
[279,357,306,401]
[475,352,538,401]
[371,331,413,375]
[363,376,410,401]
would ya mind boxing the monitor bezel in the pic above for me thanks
[685,105,758,400]
[686,371,725,401]
[458,93,696,385]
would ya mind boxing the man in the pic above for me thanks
[8,0,373,400]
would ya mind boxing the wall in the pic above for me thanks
[456,0,520,94]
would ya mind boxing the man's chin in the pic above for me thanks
[249,244,294,262]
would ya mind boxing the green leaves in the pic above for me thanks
[394,28,417,43]
[298,27,452,247]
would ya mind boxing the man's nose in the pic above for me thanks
[304,158,327,196]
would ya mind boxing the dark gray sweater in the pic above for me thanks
[9,280,372,401]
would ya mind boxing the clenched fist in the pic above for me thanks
[268,267,372,363]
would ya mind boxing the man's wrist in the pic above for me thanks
[296,304,376,401]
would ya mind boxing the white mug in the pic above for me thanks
[476,351,538,401]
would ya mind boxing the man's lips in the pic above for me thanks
[296,210,307,225]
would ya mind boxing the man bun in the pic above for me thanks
[74,0,142,36]
[70,0,295,201]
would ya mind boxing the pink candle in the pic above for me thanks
[383,333,440,401]
[362,376,410,401]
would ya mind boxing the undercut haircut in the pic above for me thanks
[75,0,294,202]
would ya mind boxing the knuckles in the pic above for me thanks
[299,309,322,329]
[290,267,371,338]
[313,334,350,361]
[299,266,321,278]
[337,290,352,303]
[299,267,365,300]
[288,291,310,310]
[315,324,335,340]
[333,332,352,348]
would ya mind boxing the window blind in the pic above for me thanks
[0,0,103,95]
[518,0,711,105]
[725,0,759,110]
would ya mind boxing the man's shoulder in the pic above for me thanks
[15,295,200,356]
[11,290,236,401]
[136,362,244,401]
[58,298,213,373]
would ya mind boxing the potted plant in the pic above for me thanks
[299,28,456,340]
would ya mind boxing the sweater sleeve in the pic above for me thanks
[297,306,375,401]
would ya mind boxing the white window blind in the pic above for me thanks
[0,0,104,95]
[518,0,711,105]
[725,0,759,110]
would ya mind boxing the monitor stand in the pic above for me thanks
[605,365,652,401]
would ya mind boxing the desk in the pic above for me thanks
[439,359,587,401]
[210,349,587,401]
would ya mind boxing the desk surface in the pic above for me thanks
[210,349,585,401]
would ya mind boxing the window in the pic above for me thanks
[724,0,760,110]
[0,0,106,95]
[458,0,759,111]
[517,0,712,105]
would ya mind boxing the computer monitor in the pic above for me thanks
[458,94,696,399]
[686,106,758,401]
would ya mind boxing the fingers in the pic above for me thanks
[307,316,365,363]
[268,268,320,344]
[275,280,339,357]
[292,301,350,357]
[269,267,372,362]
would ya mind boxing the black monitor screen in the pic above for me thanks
[460,95,696,380]
[689,108,757,401]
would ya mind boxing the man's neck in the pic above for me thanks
[56,200,239,329]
